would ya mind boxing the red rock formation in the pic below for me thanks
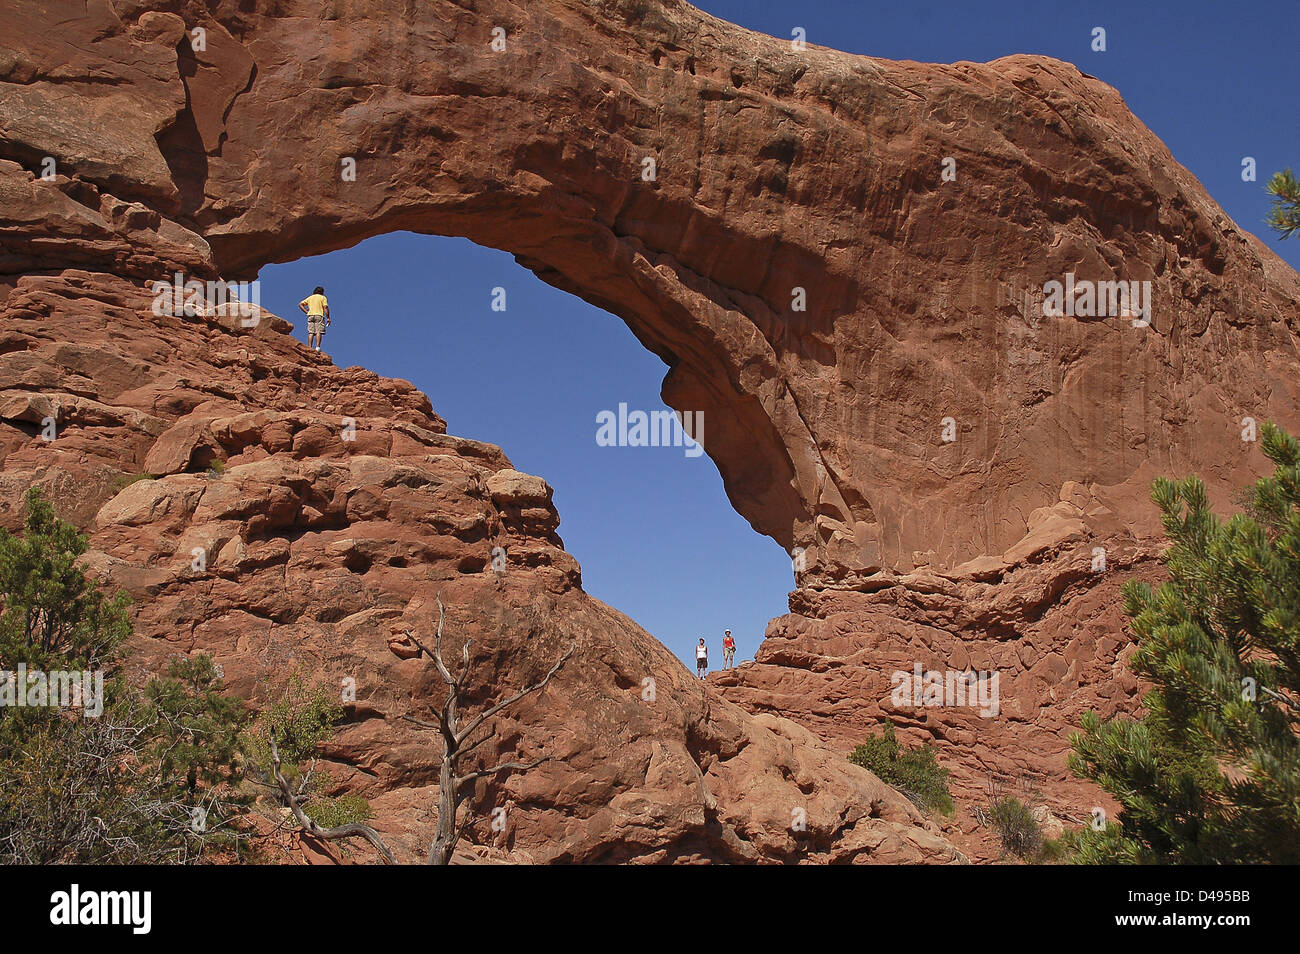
[711,539,1166,860]
[8,0,1297,575]
[2,0,1298,861]
[0,269,962,863]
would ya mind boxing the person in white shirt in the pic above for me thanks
[695,638,708,679]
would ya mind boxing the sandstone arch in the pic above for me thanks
[5,0,1299,581]
[4,0,1300,862]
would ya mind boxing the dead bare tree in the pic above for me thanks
[266,733,397,864]
[402,595,574,865]
[972,772,1007,827]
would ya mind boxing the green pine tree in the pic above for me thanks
[0,488,249,862]
[1266,168,1300,238]
[1064,423,1300,863]
[0,486,130,670]
[145,654,248,809]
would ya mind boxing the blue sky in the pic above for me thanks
[260,0,1300,670]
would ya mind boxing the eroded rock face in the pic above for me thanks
[0,268,962,862]
[2,0,1298,862]
[710,537,1168,860]
[5,0,1298,578]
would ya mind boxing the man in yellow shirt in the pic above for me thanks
[297,286,330,351]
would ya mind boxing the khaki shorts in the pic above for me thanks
[307,315,325,335]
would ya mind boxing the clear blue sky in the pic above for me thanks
[260,0,1300,670]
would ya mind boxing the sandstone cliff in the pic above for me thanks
[0,269,965,863]
[2,0,1298,862]
[8,0,1298,576]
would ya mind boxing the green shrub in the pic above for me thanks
[990,796,1044,859]
[244,672,342,775]
[110,472,153,494]
[243,673,376,833]
[305,793,374,829]
[849,720,954,816]
[145,654,247,805]
[0,487,130,674]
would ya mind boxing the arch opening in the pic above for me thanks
[259,230,794,667]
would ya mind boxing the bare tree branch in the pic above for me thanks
[268,734,396,865]
[406,593,575,865]
[400,714,439,730]
[454,643,575,746]
[452,727,495,765]
[458,756,549,785]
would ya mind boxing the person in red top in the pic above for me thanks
[722,630,736,670]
